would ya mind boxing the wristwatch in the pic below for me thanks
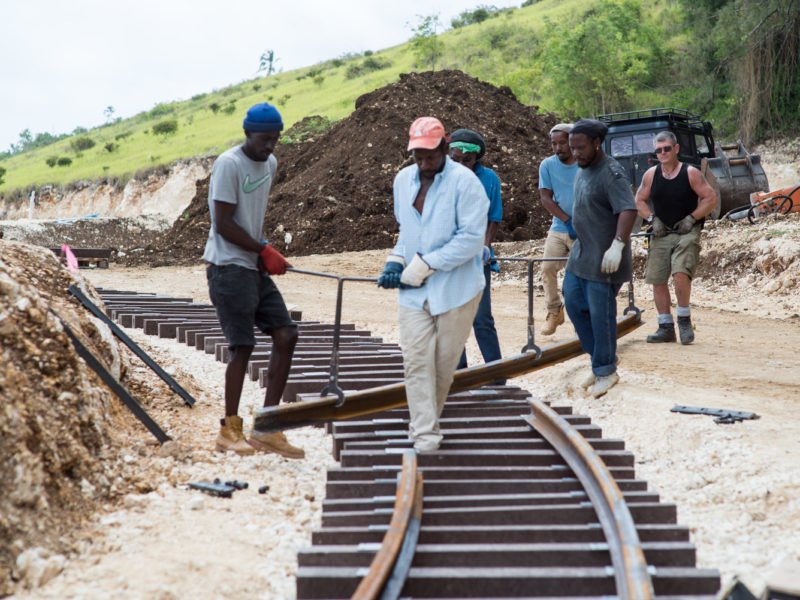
[646,214,655,225]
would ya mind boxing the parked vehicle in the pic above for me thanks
[597,108,769,218]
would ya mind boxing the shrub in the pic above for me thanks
[313,75,325,86]
[0,166,5,184]
[345,56,392,79]
[222,101,237,115]
[45,156,58,167]
[252,83,262,91]
[191,92,207,101]
[276,94,291,107]
[104,142,118,153]
[152,119,178,136]
[148,103,173,118]
[331,58,345,67]
[364,50,373,56]
[115,131,133,141]
[70,136,96,152]
[57,157,72,166]
[209,102,221,113]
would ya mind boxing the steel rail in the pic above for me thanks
[254,311,642,432]
[350,450,422,600]
[523,401,653,600]
[286,267,377,406]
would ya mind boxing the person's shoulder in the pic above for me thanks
[394,163,417,183]
[476,162,500,182]
[603,155,628,180]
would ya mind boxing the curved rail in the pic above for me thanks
[524,401,654,600]
[254,311,642,432]
[350,450,423,600]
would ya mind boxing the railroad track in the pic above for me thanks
[299,390,720,599]
[95,290,718,599]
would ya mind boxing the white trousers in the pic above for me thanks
[398,293,482,451]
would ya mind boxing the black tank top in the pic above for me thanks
[651,163,699,228]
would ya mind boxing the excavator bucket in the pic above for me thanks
[705,141,769,216]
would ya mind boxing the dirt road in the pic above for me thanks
[8,236,799,599]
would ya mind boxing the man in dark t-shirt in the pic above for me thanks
[565,119,637,398]
[635,131,716,345]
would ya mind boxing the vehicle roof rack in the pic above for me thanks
[597,108,706,128]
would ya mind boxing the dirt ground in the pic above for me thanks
[5,214,798,598]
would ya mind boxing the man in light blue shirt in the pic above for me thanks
[377,117,488,452]
[538,123,579,335]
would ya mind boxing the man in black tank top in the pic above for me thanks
[635,131,717,345]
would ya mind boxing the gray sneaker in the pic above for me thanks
[677,316,694,345]
[646,323,676,343]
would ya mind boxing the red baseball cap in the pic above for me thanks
[407,117,445,151]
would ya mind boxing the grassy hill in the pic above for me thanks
[0,0,605,195]
[4,0,787,196]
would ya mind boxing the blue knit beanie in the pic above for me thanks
[243,103,284,132]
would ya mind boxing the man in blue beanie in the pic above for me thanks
[202,102,304,458]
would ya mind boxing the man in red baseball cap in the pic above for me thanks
[377,117,489,452]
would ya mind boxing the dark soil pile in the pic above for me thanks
[129,70,556,265]
[0,241,162,594]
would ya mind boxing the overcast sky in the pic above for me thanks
[0,0,522,153]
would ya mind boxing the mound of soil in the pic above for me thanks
[129,70,556,266]
[0,241,163,594]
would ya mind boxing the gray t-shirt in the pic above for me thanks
[202,146,278,269]
[566,155,636,284]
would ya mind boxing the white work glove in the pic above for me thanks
[601,238,625,274]
[400,253,434,287]
[482,246,490,264]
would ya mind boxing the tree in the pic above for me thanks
[104,105,115,122]
[0,166,6,184]
[408,14,444,71]
[538,0,665,117]
[257,49,279,76]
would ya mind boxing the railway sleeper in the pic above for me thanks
[311,523,692,546]
[298,540,697,568]
[324,477,647,499]
[295,565,721,598]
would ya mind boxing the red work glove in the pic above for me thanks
[258,244,291,275]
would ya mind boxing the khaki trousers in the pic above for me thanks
[541,231,574,313]
[398,293,482,451]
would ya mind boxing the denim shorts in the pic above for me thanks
[206,264,296,349]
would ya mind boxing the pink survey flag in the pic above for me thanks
[62,244,79,273]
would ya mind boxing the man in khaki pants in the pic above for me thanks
[538,123,579,335]
[377,117,488,452]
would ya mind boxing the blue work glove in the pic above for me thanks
[377,257,404,289]
[488,245,500,273]
[565,218,577,240]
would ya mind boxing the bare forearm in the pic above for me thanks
[215,220,263,252]
[484,221,499,246]
[615,210,638,242]
[540,190,570,222]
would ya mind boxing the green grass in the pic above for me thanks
[4,0,687,196]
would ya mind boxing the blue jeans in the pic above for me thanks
[563,271,621,376]
[458,265,504,383]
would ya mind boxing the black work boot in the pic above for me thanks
[646,323,676,343]
[677,316,694,345]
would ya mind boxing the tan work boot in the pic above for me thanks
[216,415,256,455]
[541,305,565,335]
[248,430,305,459]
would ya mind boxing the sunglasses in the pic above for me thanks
[654,145,673,154]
